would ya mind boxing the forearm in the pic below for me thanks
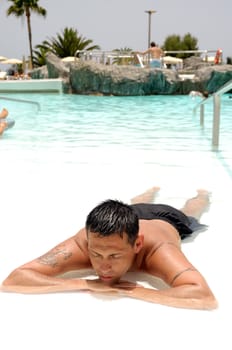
[1,270,218,310]
[1,268,88,294]
[83,279,217,310]
[121,285,218,310]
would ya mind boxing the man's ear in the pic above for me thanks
[134,235,144,253]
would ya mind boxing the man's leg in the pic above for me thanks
[180,189,211,220]
[130,186,160,204]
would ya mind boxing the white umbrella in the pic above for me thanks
[1,58,23,64]
[0,56,8,61]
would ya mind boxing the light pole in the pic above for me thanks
[145,10,156,49]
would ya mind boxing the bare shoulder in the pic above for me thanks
[139,220,213,291]
[139,220,193,280]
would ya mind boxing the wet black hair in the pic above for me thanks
[85,199,139,246]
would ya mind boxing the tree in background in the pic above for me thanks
[6,0,47,69]
[32,45,48,67]
[163,34,181,53]
[162,33,198,58]
[33,27,100,67]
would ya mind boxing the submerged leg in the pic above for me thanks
[130,186,160,204]
[0,121,7,135]
[180,189,211,220]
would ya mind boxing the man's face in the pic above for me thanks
[87,232,143,285]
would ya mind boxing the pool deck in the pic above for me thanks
[0,78,63,93]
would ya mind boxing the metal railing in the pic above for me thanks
[193,79,232,149]
[75,50,134,65]
[75,49,221,66]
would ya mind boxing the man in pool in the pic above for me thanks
[1,187,217,310]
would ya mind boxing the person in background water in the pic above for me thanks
[0,108,9,135]
[0,108,8,119]
[189,90,209,99]
[1,186,217,310]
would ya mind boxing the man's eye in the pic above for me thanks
[111,255,121,259]
[91,252,100,258]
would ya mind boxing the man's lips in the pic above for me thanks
[99,275,113,282]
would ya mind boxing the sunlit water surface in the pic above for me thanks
[1,92,231,157]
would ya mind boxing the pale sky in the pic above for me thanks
[0,0,231,62]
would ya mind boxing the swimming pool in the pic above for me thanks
[1,92,231,176]
[1,93,231,150]
[0,92,231,350]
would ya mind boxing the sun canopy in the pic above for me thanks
[162,56,183,64]
[1,58,22,64]
[0,56,8,61]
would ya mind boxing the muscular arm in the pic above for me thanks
[120,242,217,310]
[1,227,218,310]
[1,229,92,294]
[119,285,217,310]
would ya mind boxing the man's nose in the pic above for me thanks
[100,259,112,272]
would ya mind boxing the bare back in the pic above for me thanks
[149,46,163,59]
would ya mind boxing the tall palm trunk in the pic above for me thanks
[25,8,33,69]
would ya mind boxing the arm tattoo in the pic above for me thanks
[170,267,197,285]
[37,244,72,268]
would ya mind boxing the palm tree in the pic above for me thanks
[33,27,100,67]
[48,27,100,57]
[33,45,48,67]
[6,0,47,69]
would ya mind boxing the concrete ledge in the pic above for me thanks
[0,78,63,93]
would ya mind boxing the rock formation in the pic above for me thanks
[30,53,232,96]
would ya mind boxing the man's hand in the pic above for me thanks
[85,278,143,294]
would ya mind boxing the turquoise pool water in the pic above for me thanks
[1,93,231,170]
[1,93,231,148]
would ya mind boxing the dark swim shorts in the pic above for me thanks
[131,203,207,240]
